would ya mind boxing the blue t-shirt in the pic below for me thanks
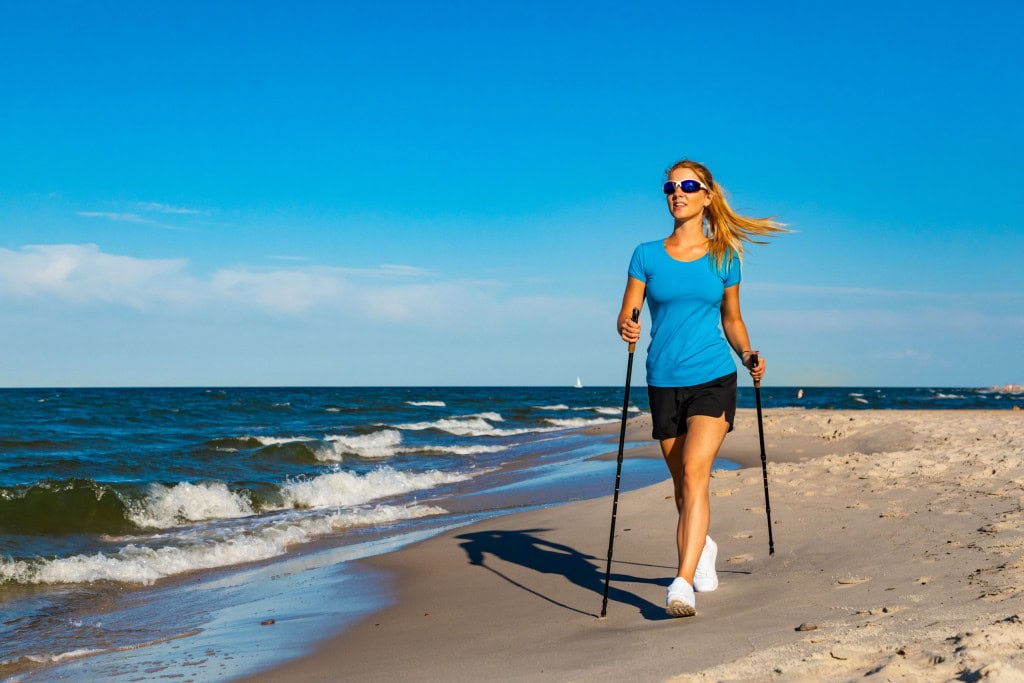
[628,240,741,387]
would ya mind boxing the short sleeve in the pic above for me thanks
[628,244,646,282]
[723,257,741,288]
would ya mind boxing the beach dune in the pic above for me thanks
[254,409,1024,682]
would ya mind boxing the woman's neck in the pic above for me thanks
[667,216,706,245]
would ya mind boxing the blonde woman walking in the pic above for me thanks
[617,159,785,617]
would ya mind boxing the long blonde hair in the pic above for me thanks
[666,159,788,270]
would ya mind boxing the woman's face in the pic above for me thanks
[665,167,711,223]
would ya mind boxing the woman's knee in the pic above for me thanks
[679,466,712,493]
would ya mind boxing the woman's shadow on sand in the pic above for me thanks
[455,528,673,620]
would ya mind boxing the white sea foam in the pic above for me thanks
[930,393,966,400]
[536,404,569,410]
[0,504,445,586]
[126,482,255,529]
[1,647,105,667]
[542,417,618,429]
[249,435,316,446]
[406,400,446,407]
[592,406,641,416]
[462,411,504,422]
[318,430,403,460]
[424,444,508,456]
[281,466,471,509]
[396,416,543,437]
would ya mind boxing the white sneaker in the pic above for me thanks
[693,536,719,592]
[666,577,696,617]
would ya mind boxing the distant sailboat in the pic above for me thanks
[574,376,583,389]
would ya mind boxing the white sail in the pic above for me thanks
[574,376,583,389]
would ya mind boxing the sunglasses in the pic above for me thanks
[663,179,709,194]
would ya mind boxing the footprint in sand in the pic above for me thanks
[835,576,870,586]
[711,488,737,497]
[980,587,1021,601]
[726,554,754,564]
[731,532,753,540]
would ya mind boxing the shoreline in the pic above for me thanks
[251,408,1024,682]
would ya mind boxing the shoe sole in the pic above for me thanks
[665,600,696,618]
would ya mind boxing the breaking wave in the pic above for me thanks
[0,503,445,586]
[0,466,478,538]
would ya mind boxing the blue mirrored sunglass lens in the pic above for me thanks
[663,180,703,194]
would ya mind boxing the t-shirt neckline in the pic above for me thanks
[661,240,709,264]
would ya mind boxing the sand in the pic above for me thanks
[251,408,1024,682]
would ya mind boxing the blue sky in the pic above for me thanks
[1,1,1021,387]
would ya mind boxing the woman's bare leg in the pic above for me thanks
[660,414,730,582]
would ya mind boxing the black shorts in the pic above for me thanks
[648,372,737,440]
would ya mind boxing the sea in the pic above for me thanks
[1,385,1021,680]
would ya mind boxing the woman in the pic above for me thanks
[617,159,785,617]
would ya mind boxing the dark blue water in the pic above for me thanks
[0,385,1019,677]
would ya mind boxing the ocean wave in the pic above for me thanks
[252,440,321,464]
[0,464,475,537]
[395,416,540,437]
[125,481,255,529]
[406,400,446,407]
[280,466,472,509]
[250,435,316,446]
[318,430,403,461]
[535,404,570,410]
[203,435,314,451]
[542,417,618,429]
[0,479,136,535]
[591,406,641,416]
[461,411,503,422]
[0,503,445,586]
[419,444,508,456]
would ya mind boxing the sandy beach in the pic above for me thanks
[251,408,1024,682]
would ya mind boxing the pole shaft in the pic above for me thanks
[598,307,634,618]
[600,350,634,617]
[754,381,775,555]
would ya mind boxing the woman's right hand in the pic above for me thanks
[618,316,641,344]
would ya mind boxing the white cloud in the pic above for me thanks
[131,202,209,215]
[77,211,155,224]
[210,267,353,314]
[0,244,580,327]
[0,244,191,308]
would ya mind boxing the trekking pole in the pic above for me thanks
[600,307,640,617]
[750,353,775,555]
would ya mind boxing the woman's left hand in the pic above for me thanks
[742,351,766,383]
